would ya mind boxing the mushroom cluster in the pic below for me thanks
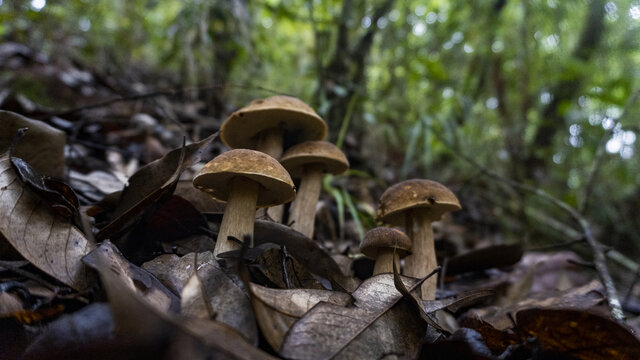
[194,96,462,296]
[193,96,348,258]
[220,95,329,222]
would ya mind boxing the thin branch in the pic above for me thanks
[453,150,625,322]
[52,83,285,117]
[428,127,626,322]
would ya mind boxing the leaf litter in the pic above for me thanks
[0,88,639,359]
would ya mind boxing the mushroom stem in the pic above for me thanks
[256,128,284,159]
[256,128,285,222]
[403,209,437,300]
[215,177,259,258]
[373,249,400,275]
[288,164,324,238]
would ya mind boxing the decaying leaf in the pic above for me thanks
[82,241,179,313]
[251,283,353,317]
[0,151,94,290]
[181,252,258,344]
[95,247,277,360]
[517,308,640,360]
[97,132,217,240]
[445,244,523,276]
[146,195,211,244]
[465,279,604,330]
[142,251,215,294]
[253,220,359,292]
[248,282,354,352]
[243,244,325,290]
[280,274,427,360]
[21,303,117,360]
[0,110,66,177]
[459,317,520,355]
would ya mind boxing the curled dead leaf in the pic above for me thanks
[0,151,94,290]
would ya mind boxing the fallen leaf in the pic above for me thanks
[465,279,604,330]
[417,327,506,360]
[250,283,353,317]
[459,317,519,355]
[253,220,359,292]
[11,155,80,220]
[21,303,117,360]
[445,244,523,276]
[181,252,258,344]
[0,110,66,177]
[174,180,225,213]
[280,274,427,360]
[97,132,217,240]
[95,247,277,360]
[82,241,180,313]
[245,244,325,290]
[146,195,211,244]
[141,251,213,294]
[517,308,640,360]
[0,151,94,290]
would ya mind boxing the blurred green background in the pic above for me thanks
[1,0,639,259]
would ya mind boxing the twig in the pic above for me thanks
[580,89,640,213]
[451,150,626,322]
[52,83,286,117]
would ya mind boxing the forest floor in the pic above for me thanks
[1,41,640,359]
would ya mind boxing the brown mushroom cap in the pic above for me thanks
[220,96,328,149]
[193,149,295,207]
[279,141,349,178]
[360,227,412,258]
[376,179,461,225]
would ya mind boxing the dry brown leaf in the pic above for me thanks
[248,283,353,352]
[517,308,640,360]
[21,303,117,360]
[254,220,359,292]
[252,297,298,352]
[94,246,277,360]
[465,279,604,330]
[181,253,258,344]
[0,151,94,290]
[0,111,66,177]
[82,241,179,313]
[250,283,353,317]
[97,132,217,240]
[280,274,427,360]
[142,251,214,294]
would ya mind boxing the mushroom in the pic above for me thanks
[193,149,295,258]
[360,227,412,275]
[280,141,349,238]
[376,179,461,299]
[220,95,327,222]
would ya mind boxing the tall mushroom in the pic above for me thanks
[360,227,412,275]
[376,179,461,300]
[193,149,295,258]
[220,96,327,222]
[280,141,349,238]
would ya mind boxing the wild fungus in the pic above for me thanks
[280,141,349,238]
[360,227,411,275]
[220,95,327,222]
[193,149,295,258]
[376,179,461,299]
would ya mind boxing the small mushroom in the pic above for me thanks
[376,179,461,299]
[221,95,327,222]
[280,141,349,238]
[193,149,295,258]
[360,227,412,275]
